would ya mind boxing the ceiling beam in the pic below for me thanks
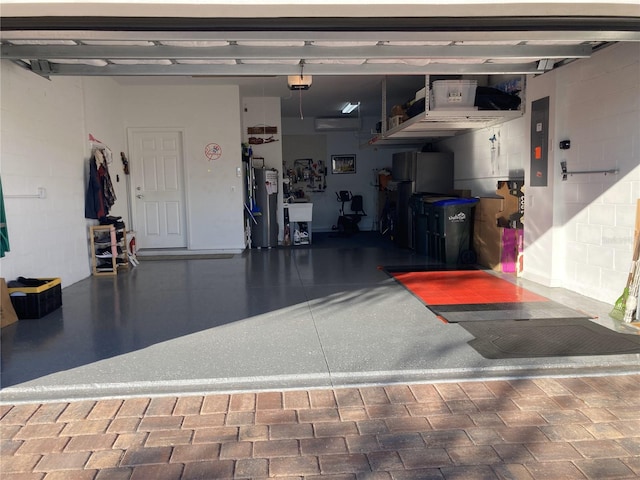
[26,61,544,76]
[2,15,640,32]
[0,44,593,61]
[2,29,639,43]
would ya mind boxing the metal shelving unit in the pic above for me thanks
[366,75,525,146]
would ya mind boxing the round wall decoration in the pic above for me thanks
[205,143,222,160]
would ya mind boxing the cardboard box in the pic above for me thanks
[1,278,19,328]
[388,115,403,129]
[473,181,525,274]
[496,180,524,229]
[452,189,472,198]
[473,197,504,271]
[473,197,524,273]
[8,278,62,319]
[378,173,392,191]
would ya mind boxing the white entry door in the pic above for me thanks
[128,129,187,249]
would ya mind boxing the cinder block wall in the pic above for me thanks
[555,42,640,302]
[442,42,640,304]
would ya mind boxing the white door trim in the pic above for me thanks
[126,127,189,249]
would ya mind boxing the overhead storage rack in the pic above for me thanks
[368,75,525,145]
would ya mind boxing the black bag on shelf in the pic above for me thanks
[474,87,521,110]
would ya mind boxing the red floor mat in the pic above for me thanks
[391,270,548,305]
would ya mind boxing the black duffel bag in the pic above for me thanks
[474,87,521,110]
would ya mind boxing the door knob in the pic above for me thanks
[136,194,144,199]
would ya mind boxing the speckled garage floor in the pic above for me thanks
[2,233,639,404]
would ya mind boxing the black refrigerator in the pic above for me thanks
[391,151,454,248]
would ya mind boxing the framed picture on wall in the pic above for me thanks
[331,154,356,174]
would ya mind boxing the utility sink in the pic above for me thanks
[285,203,313,222]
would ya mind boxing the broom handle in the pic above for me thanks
[627,235,640,288]
[628,233,640,284]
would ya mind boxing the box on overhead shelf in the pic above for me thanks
[388,115,403,129]
[415,86,427,101]
[432,80,477,109]
[8,278,62,320]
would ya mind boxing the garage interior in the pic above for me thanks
[1,2,640,403]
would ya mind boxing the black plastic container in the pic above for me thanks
[8,278,62,319]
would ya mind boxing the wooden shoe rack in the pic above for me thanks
[89,224,128,276]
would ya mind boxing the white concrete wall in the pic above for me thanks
[438,116,527,196]
[242,97,284,241]
[281,132,330,229]
[440,42,640,304]
[121,85,245,251]
[1,67,246,290]
[553,42,639,302]
[282,115,415,232]
[521,72,561,287]
[1,61,93,287]
[81,77,129,226]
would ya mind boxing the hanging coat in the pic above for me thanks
[99,160,116,215]
[85,153,104,219]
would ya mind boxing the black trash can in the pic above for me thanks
[410,195,428,254]
[428,197,478,264]
[413,195,440,256]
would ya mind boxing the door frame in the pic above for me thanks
[126,127,189,249]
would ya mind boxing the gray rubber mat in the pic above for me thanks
[432,302,592,322]
[461,318,640,358]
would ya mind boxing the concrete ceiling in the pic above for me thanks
[108,75,428,119]
[2,1,639,118]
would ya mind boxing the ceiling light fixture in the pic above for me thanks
[537,59,555,71]
[288,62,312,91]
[341,102,359,114]
[287,74,313,90]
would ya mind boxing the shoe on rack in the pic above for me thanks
[96,246,122,258]
[99,216,126,229]
[99,215,121,224]
[94,233,111,243]
[95,249,113,258]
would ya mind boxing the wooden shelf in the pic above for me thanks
[89,225,128,276]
